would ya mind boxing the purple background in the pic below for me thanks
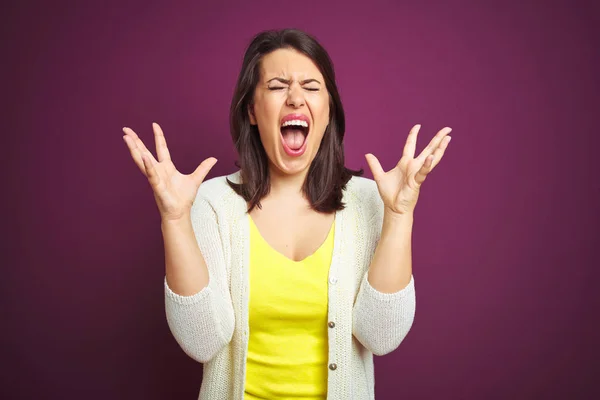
[4,0,600,398]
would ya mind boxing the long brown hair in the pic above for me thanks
[227,28,363,213]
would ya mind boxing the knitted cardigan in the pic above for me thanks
[164,170,416,399]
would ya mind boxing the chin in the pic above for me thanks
[273,147,314,176]
[276,157,312,176]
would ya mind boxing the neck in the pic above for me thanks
[267,164,309,200]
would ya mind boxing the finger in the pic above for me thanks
[191,157,219,186]
[142,153,162,188]
[122,132,147,176]
[402,124,421,159]
[122,126,141,141]
[153,122,171,163]
[414,155,435,186]
[416,127,452,163]
[123,126,159,166]
[415,135,452,184]
[429,135,451,170]
[133,135,159,166]
[365,153,385,182]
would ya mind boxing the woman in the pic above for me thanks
[122,29,451,400]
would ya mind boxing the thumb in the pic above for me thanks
[365,153,385,182]
[191,157,218,186]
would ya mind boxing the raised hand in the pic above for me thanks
[122,122,218,221]
[365,125,452,216]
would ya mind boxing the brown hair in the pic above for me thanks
[227,28,363,213]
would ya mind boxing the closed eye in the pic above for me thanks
[268,87,320,91]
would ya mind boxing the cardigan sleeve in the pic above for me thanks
[164,192,235,364]
[352,270,416,355]
[351,182,416,356]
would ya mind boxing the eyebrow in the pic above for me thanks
[267,77,321,85]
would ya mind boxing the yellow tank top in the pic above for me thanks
[244,215,335,399]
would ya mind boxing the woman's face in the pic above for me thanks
[249,48,330,178]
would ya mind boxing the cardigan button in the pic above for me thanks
[328,321,335,328]
[329,276,338,285]
[329,363,337,371]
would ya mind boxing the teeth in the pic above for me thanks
[281,119,309,128]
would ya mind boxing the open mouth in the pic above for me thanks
[280,121,309,151]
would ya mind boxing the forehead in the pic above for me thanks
[259,48,323,81]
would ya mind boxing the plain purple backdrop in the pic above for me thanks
[4,0,599,399]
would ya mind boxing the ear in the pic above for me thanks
[248,103,256,125]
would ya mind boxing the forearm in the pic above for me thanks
[366,210,414,293]
[161,214,209,296]
[162,205,235,363]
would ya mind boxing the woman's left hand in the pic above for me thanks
[365,125,452,216]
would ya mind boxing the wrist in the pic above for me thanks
[383,207,414,223]
[382,209,414,237]
[161,213,191,228]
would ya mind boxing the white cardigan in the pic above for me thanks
[164,170,416,399]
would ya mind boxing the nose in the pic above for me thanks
[286,83,305,108]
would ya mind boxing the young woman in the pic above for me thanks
[122,28,452,400]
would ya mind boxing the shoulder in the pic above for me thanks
[344,175,383,222]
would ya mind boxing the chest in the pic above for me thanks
[248,207,335,263]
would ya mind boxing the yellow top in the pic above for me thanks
[244,215,335,399]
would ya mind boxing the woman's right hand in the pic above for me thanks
[122,122,218,222]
